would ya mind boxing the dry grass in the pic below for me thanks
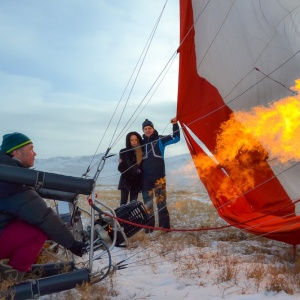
[73,186,300,297]
[2,186,300,299]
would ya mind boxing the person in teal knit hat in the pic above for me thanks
[1,132,33,154]
[0,132,87,285]
[0,132,34,168]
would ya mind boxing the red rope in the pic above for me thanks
[103,212,232,232]
[88,196,300,234]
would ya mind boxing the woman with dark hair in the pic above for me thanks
[118,132,143,206]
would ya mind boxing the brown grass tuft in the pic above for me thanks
[2,186,300,299]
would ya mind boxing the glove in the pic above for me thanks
[67,241,88,257]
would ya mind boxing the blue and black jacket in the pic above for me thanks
[142,123,180,179]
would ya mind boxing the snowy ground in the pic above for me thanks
[105,246,299,300]
[52,185,300,300]
[30,156,300,299]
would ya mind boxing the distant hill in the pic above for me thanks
[34,153,204,191]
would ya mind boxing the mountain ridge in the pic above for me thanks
[34,153,203,189]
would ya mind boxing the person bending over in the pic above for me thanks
[0,132,86,284]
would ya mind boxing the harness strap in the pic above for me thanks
[35,171,45,190]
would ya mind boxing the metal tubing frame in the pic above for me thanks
[87,189,129,271]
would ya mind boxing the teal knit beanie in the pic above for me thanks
[1,132,32,153]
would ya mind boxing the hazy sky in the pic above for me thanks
[0,0,188,159]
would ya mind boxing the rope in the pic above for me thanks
[89,2,300,272]
[112,207,300,270]
[82,0,173,179]
[104,198,300,235]
[90,122,300,247]
[178,2,300,129]
[215,161,300,211]
[86,2,300,264]
[77,12,173,179]
[110,0,169,149]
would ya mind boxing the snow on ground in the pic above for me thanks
[68,187,300,300]
[35,156,300,300]
[106,251,299,300]
[86,231,300,300]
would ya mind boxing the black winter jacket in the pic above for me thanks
[0,151,75,249]
[118,132,143,192]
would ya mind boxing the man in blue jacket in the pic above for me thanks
[141,118,180,233]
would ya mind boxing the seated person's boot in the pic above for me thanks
[0,259,25,285]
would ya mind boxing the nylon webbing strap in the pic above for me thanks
[35,171,45,190]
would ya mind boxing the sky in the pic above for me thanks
[0,0,187,159]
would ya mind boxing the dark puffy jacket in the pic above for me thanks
[118,132,143,192]
[142,123,180,178]
[0,151,75,248]
[0,151,33,198]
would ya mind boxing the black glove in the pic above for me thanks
[67,241,88,257]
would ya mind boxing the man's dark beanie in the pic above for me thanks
[1,132,32,154]
[142,119,154,129]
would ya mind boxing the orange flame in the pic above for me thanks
[193,153,246,201]
[234,81,300,163]
[193,80,300,202]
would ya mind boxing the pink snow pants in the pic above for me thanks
[0,220,47,272]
